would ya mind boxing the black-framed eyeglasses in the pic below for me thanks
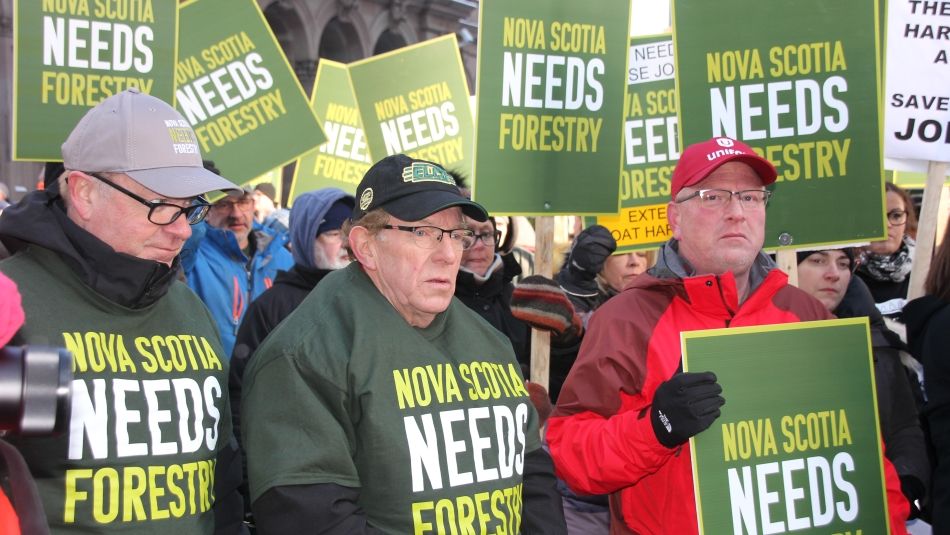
[472,230,502,248]
[381,225,477,250]
[886,210,908,226]
[90,173,210,226]
[674,188,772,210]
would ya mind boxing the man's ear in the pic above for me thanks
[667,201,682,240]
[66,171,98,222]
[348,226,378,271]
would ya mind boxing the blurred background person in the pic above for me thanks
[182,170,293,357]
[252,182,289,235]
[797,248,929,520]
[455,213,532,369]
[905,215,950,533]
[857,182,918,319]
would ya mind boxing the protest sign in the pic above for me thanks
[176,0,325,186]
[683,319,889,534]
[347,35,475,177]
[590,34,676,250]
[473,0,631,215]
[290,60,369,202]
[13,0,177,160]
[884,0,950,162]
[674,0,885,250]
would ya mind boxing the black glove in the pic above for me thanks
[651,371,725,448]
[567,225,617,281]
[900,474,925,519]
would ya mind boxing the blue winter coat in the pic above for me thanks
[182,222,293,356]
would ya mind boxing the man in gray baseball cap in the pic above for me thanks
[0,88,247,534]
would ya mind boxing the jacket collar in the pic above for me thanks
[0,190,178,309]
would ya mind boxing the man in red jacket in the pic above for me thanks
[546,136,910,534]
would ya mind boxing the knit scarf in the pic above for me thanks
[859,235,915,283]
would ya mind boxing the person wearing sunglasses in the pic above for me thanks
[0,89,247,534]
[242,154,566,534]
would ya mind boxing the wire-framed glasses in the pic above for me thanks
[382,225,477,250]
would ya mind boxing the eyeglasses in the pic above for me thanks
[675,189,772,210]
[210,196,255,212]
[382,225,476,250]
[90,173,210,225]
[472,230,502,248]
[887,210,908,226]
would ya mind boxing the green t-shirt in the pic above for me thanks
[1,246,231,534]
[243,263,541,534]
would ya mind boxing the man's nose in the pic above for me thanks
[165,214,193,240]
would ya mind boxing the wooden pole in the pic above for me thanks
[908,160,950,300]
[529,216,555,391]
[775,249,799,287]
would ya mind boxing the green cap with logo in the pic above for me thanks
[351,154,488,222]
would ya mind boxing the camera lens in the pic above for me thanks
[0,346,72,435]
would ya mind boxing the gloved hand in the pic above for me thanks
[511,275,583,338]
[900,474,925,519]
[525,381,553,426]
[568,225,617,280]
[651,371,725,448]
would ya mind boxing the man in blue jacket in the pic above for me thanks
[183,182,293,357]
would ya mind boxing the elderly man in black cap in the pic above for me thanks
[242,154,566,534]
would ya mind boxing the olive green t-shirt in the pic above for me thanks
[1,246,231,534]
[243,263,541,534]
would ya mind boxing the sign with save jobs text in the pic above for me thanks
[474,0,631,215]
[673,0,885,250]
[592,34,677,251]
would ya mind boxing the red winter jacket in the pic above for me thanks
[547,260,909,534]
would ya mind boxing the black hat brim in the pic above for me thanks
[384,190,489,222]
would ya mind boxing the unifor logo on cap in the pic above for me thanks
[707,137,745,161]
[359,188,374,211]
[401,162,453,185]
[715,137,735,148]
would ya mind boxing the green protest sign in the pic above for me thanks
[347,35,474,176]
[683,319,889,535]
[673,0,885,249]
[290,60,369,202]
[473,0,631,215]
[591,34,676,250]
[13,0,177,161]
[176,0,325,186]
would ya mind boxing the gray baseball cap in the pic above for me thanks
[61,88,239,198]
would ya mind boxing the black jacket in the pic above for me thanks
[455,254,531,370]
[905,294,950,532]
[0,191,248,534]
[835,277,929,507]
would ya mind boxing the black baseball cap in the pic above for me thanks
[352,154,488,222]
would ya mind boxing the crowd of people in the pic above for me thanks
[0,88,947,535]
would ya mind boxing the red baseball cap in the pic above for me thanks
[670,137,777,200]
